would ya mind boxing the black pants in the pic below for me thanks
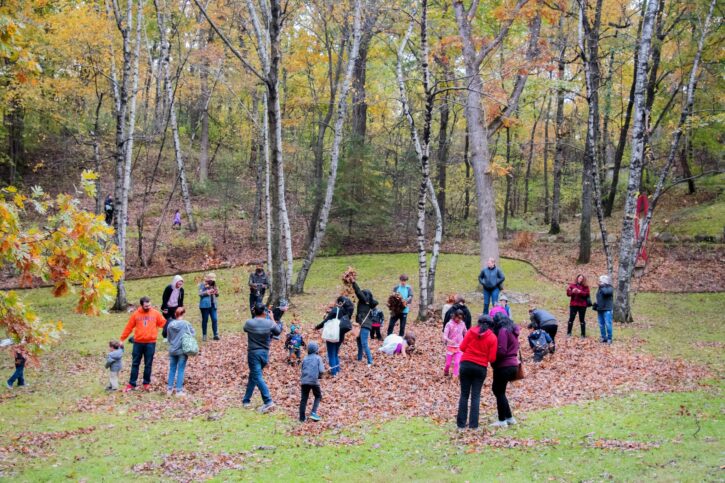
[129,342,156,387]
[387,313,408,336]
[161,307,178,339]
[370,326,382,340]
[249,292,264,315]
[542,325,558,349]
[567,306,587,337]
[457,361,487,429]
[299,384,322,421]
[492,365,518,421]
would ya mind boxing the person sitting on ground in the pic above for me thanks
[443,294,473,330]
[527,322,554,363]
[528,307,558,348]
[299,341,325,422]
[285,324,306,365]
[105,341,124,391]
[379,333,416,356]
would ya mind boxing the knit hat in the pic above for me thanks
[599,275,611,285]
[499,294,508,302]
[308,341,319,354]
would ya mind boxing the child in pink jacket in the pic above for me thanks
[443,310,467,377]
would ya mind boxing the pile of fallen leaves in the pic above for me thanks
[0,427,96,458]
[75,322,709,441]
[132,450,267,482]
[387,293,405,315]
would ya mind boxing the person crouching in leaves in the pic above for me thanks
[105,341,124,391]
[299,341,325,422]
[285,324,306,365]
[527,322,554,362]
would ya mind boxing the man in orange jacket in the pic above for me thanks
[120,296,167,392]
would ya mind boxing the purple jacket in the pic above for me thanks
[493,325,521,368]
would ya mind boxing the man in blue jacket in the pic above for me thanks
[478,257,505,315]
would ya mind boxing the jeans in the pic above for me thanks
[243,349,272,404]
[249,292,264,315]
[598,310,613,342]
[483,288,500,315]
[200,307,218,337]
[356,327,373,364]
[567,306,587,336]
[387,313,408,336]
[457,361,487,429]
[167,354,188,391]
[445,351,462,377]
[299,384,322,421]
[7,366,25,387]
[129,342,156,387]
[492,365,518,421]
[326,341,341,376]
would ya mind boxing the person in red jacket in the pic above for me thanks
[456,315,497,430]
[120,296,167,392]
[566,274,590,337]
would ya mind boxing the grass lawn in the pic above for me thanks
[1,253,723,481]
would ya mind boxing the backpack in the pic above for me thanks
[322,308,341,343]
[530,330,549,352]
[181,325,199,356]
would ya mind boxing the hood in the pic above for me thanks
[511,324,522,337]
[171,275,183,288]
[307,341,319,354]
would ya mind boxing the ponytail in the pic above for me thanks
[476,315,493,338]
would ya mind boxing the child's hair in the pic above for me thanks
[109,340,121,349]
[446,294,456,304]
[403,333,416,348]
[399,273,409,281]
[454,309,464,319]
[175,307,186,318]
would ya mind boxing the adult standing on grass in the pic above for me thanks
[161,275,184,338]
[594,275,614,344]
[353,280,377,366]
[120,296,167,392]
[166,307,195,396]
[566,274,590,337]
[528,307,558,349]
[490,316,520,428]
[248,263,269,316]
[243,304,282,412]
[479,258,505,315]
[456,315,497,430]
[387,274,413,336]
[199,273,219,342]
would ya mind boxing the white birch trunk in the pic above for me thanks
[263,91,273,282]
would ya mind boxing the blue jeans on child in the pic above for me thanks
[356,327,373,364]
[7,366,25,387]
[597,310,613,342]
[243,349,272,404]
[167,354,188,391]
[326,341,341,376]
[200,306,218,338]
[483,287,500,315]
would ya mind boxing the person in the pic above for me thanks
[594,275,614,344]
[443,295,472,330]
[443,310,467,377]
[271,299,290,331]
[166,307,195,396]
[379,333,416,356]
[199,273,219,342]
[172,209,181,229]
[120,296,167,392]
[528,323,554,362]
[285,325,306,365]
[489,294,511,320]
[479,258,505,315]
[243,304,282,412]
[104,194,114,226]
[315,297,352,376]
[353,280,377,366]
[105,341,124,391]
[528,307,558,347]
[161,275,185,338]
[369,302,385,340]
[456,315,498,430]
[635,191,650,265]
[441,294,456,321]
[299,341,325,422]
[248,263,269,316]
[387,274,414,336]
[566,274,590,337]
[490,316,520,427]
[6,347,26,389]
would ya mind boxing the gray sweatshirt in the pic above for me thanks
[244,317,282,352]
[166,319,195,356]
[105,348,123,372]
[300,353,325,386]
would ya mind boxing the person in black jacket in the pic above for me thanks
[594,275,614,344]
[161,275,185,338]
[528,307,558,351]
[315,296,352,376]
[443,295,473,330]
[352,281,377,366]
[104,194,114,226]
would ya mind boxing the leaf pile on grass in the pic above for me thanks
[0,426,95,458]
[453,431,559,450]
[132,450,264,482]
[585,438,661,451]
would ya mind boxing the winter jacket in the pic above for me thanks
[529,309,558,328]
[443,303,472,330]
[105,348,124,372]
[443,320,467,350]
[370,308,385,327]
[166,319,195,356]
[301,348,325,386]
[460,327,498,367]
[161,276,185,316]
[198,282,218,309]
[315,307,352,343]
[595,284,614,312]
[528,329,553,351]
[249,271,269,294]
[353,282,378,329]
[567,283,590,307]
[120,307,167,343]
[14,352,26,368]
[489,305,508,320]
[478,266,505,291]
[244,316,282,352]
[493,325,520,369]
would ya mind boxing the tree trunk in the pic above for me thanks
[251,90,263,241]
[5,98,24,185]
[92,93,105,214]
[436,88,450,234]
[503,127,512,235]
[524,97,544,214]
[463,127,470,220]
[543,93,551,224]
[198,59,210,183]
[549,11,566,234]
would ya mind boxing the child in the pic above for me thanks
[369,302,385,340]
[105,341,124,391]
[528,323,553,362]
[6,347,26,389]
[379,333,416,356]
[443,310,467,377]
[172,209,181,229]
[285,325,306,365]
[299,341,325,422]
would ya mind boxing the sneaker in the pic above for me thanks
[456,426,466,432]
[489,420,508,428]
[175,391,187,397]
[310,413,321,421]
[367,364,372,368]
[299,417,306,422]
[166,388,174,396]
[242,402,252,409]
[444,371,449,377]
[213,335,220,341]
[505,417,517,425]
[6,383,12,389]
[123,384,135,393]
[258,402,276,413]
[142,384,151,391]
[202,335,207,342]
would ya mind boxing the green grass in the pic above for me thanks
[653,174,725,238]
[2,254,723,481]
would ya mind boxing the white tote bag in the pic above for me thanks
[321,308,341,343]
